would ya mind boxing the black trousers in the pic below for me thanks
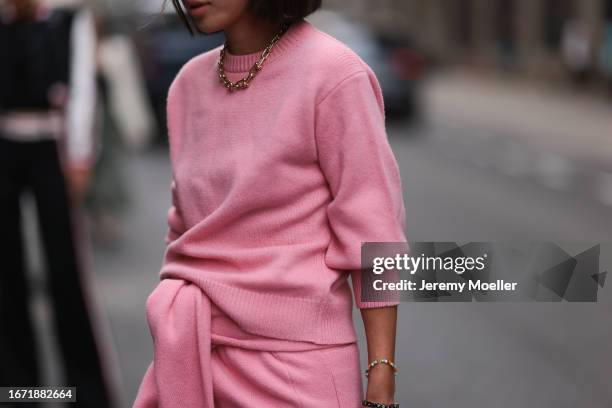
[0,137,113,408]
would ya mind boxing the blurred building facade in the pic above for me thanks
[325,0,612,88]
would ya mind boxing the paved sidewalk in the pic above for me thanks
[420,70,612,207]
[422,70,612,166]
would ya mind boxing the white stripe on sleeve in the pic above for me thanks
[65,7,97,165]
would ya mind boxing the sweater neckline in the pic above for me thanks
[220,19,311,73]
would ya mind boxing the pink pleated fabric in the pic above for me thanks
[132,279,362,407]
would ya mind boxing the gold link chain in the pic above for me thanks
[217,22,290,92]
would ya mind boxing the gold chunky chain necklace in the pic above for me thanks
[217,22,291,92]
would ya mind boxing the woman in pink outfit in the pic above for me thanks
[133,0,407,407]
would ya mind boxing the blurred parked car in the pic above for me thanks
[131,11,224,142]
[307,10,425,122]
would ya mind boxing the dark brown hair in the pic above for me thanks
[165,0,322,36]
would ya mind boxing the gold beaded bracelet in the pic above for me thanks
[365,358,397,378]
[361,399,400,408]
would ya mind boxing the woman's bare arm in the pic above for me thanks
[361,305,398,405]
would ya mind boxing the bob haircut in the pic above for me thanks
[166,0,322,35]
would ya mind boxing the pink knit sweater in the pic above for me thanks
[159,18,407,345]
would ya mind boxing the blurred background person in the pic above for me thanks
[561,18,593,86]
[0,0,121,406]
[599,17,612,94]
[84,13,133,246]
[83,9,157,248]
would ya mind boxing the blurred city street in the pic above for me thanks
[5,0,612,406]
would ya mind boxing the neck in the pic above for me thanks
[224,15,283,55]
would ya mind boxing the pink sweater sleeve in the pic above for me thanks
[165,179,187,245]
[315,69,407,309]
[164,73,187,246]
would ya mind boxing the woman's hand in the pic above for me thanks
[66,164,92,205]
[364,363,396,405]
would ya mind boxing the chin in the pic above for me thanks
[194,20,225,35]
[192,16,224,34]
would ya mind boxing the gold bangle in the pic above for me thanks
[365,358,397,377]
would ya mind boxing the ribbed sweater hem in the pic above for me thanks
[159,270,358,345]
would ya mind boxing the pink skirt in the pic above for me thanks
[133,279,363,407]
